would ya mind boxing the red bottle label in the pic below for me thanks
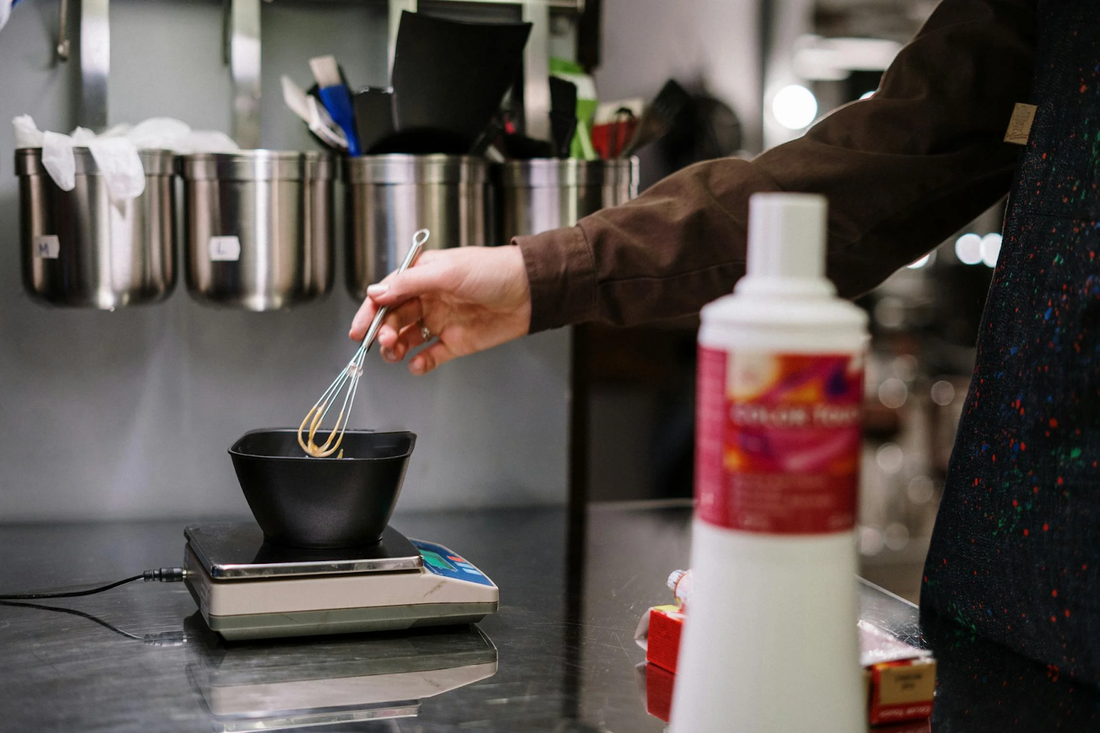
[696,347,863,534]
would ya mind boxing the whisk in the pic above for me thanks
[298,228,430,458]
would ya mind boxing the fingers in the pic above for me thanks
[379,316,433,363]
[375,298,423,354]
[384,320,432,363]
[409,340,456,376]
[365,253,456,307]
[352,251,447,341]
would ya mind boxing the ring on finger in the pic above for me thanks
[419,319,432,342]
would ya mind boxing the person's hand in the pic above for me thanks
[350,245,532,375]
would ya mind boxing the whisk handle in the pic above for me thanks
[362,229,429,351]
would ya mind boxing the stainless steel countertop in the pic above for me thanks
[0,502,1095,731]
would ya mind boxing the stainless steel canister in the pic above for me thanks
[180,151,334,311]
[15,148,177,309]
[500,158,639,240]
[345,155,489,299]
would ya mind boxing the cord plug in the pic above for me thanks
[143,567,188,583]
[143,631,189,647]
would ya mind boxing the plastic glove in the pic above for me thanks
[12,115,43,148]
[126,117,191,150]
[71,127,97,146]
[0,0,16,34]
[42,131,76,191]
[87,137,146,202]
[99,123,134,139]
[175,130,240,154]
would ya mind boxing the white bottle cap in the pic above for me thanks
[746,193,828,280]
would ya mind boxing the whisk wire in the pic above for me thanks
[299,350,364,457]
[298,229,430,458]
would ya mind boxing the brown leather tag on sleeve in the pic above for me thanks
[1004,103,1037,145]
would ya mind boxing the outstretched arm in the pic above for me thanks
[353,0,1037,373]
[519,0,1037,331]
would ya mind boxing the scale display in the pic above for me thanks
[412,540,495,587]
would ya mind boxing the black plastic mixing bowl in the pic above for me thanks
[229,429,416,549]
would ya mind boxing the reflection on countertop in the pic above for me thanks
[0,504,1096,731]
[185,618,497,731]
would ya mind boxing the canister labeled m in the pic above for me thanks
[32,235,60,259]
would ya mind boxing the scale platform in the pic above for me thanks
[184,523,498,641]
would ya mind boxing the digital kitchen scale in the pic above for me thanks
[184,523,498,641]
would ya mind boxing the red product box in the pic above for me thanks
[872,718,932,733]
[860,621,937,725]
[644,662,676,722]
[866,658,937,725]
[635,605,936,726]
[641,604,684,674]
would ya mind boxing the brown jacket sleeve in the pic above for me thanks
[515,0,1037,333]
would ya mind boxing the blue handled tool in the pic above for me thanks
[309,55,361,156]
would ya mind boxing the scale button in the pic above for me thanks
[421,550,456,571]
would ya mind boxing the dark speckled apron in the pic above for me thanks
[920,1,1100,682]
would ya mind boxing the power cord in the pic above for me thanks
[0,600,190,646]
[0,599,144,641]
[0,567,188,601]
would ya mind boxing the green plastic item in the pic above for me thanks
[549,58,586,76]
[572,119,598,161]
[551,57,598,159]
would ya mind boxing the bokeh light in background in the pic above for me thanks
[952,232,1003,267]
[907,475,936,504]
[772,84,818,129]
[878,377,908,409]
[954,233,983,265]
[980,233,1002,267]
[861,526,885,555]
[876,443,905,473]
[907,253,932,269]
[884,522,910,550]
[930,380,956,406]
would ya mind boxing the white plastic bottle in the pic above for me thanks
[670,193,869,733]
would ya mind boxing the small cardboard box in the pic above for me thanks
[865,658,937,726]
[859,620,936,725]
[636,604,684,674]
[635,607,937,726]
[643,662,676,722]
[871,718,932,733]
